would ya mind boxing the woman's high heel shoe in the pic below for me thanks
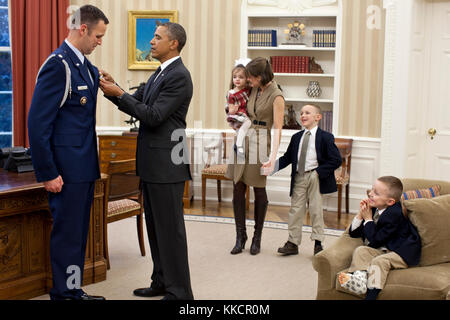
[230,233,247,255]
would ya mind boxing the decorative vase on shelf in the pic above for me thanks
[306,81,322,98]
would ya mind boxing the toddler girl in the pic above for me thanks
[226,63,252,157]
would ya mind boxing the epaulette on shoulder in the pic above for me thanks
[36,52,72,109]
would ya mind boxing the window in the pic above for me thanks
[0,0,12,148]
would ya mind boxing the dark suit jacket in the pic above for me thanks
[107,58,192,183]
[349,202,422,266]
[28,41,100,184]
[275,128,342,196]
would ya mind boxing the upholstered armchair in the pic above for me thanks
[313,178,450,300]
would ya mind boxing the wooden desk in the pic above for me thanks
[0,170,107,300]
[98,133,194,208]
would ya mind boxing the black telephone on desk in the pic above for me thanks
[0,147,34,173]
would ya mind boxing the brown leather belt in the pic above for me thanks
[298,169,316,174]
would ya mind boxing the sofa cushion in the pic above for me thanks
[401,184,440,200]
[202,164,228,175]
[336,263,450,299]
[404,195,450,267]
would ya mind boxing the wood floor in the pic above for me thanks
[184,199,355,231]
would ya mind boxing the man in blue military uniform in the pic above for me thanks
[27,5,109,300]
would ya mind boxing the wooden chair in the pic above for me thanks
[104,159,145,269]
[334,138,353,220]
[201,132,249,210]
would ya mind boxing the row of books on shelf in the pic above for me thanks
[248,29,277,47]
[270,56,311,73]
[318,111,333,133]
[313,30,336,48]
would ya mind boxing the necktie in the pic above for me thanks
[153,66,162,83]
[373,209,380,224]
[143,67,162,102]
[297,131,311,175]
[82,60,94,86]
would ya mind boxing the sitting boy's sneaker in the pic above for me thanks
[277,241,298,256]
[339,271,368,296]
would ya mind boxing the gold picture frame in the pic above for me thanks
[128,10,178,70]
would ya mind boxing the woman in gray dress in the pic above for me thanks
[226,57,285,255]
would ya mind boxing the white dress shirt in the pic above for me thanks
[351,208,386,231]
[65,39,94,85]
[297,125,319,172]
[154,56,180,82]
[65,39,85,64]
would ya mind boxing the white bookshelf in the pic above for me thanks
[274,73,335,78]
[248,46,336,51]
[240,0,343,134]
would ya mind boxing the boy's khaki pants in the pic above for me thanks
[288,171,325,246]
[348,246,408,289]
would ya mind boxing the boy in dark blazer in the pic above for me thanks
[338,176,421,300]
[273,104,342,256]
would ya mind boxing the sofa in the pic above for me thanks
[313,178,450,300]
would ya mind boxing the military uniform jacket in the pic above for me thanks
[28,41,101,184]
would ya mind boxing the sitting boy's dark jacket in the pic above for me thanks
[276,128,342,196]
[349,202,421,266]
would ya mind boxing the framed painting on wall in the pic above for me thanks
[128,10,178,70]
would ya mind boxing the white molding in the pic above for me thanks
[184,214,345,236]
[380,0,414,177]
[96,127,132,136]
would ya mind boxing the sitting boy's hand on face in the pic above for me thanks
[357,199,369,220]
[360,199,373,221]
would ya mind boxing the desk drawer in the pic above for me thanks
[98,136,137,173]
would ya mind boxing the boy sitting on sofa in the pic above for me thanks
[338,176,421,300]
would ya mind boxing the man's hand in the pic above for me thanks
[100,79,125,97]
[43,175,64,193]
[99,69,115,83]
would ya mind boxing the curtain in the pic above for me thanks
[11,0,69,147]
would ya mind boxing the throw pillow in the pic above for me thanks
[404,195,450,267]
[401,185,440,200]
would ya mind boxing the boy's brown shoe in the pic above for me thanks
[277,241,299,256]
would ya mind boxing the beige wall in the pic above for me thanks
[339,0,385,138]
[71,0,385,138]
[70,0,241,130]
